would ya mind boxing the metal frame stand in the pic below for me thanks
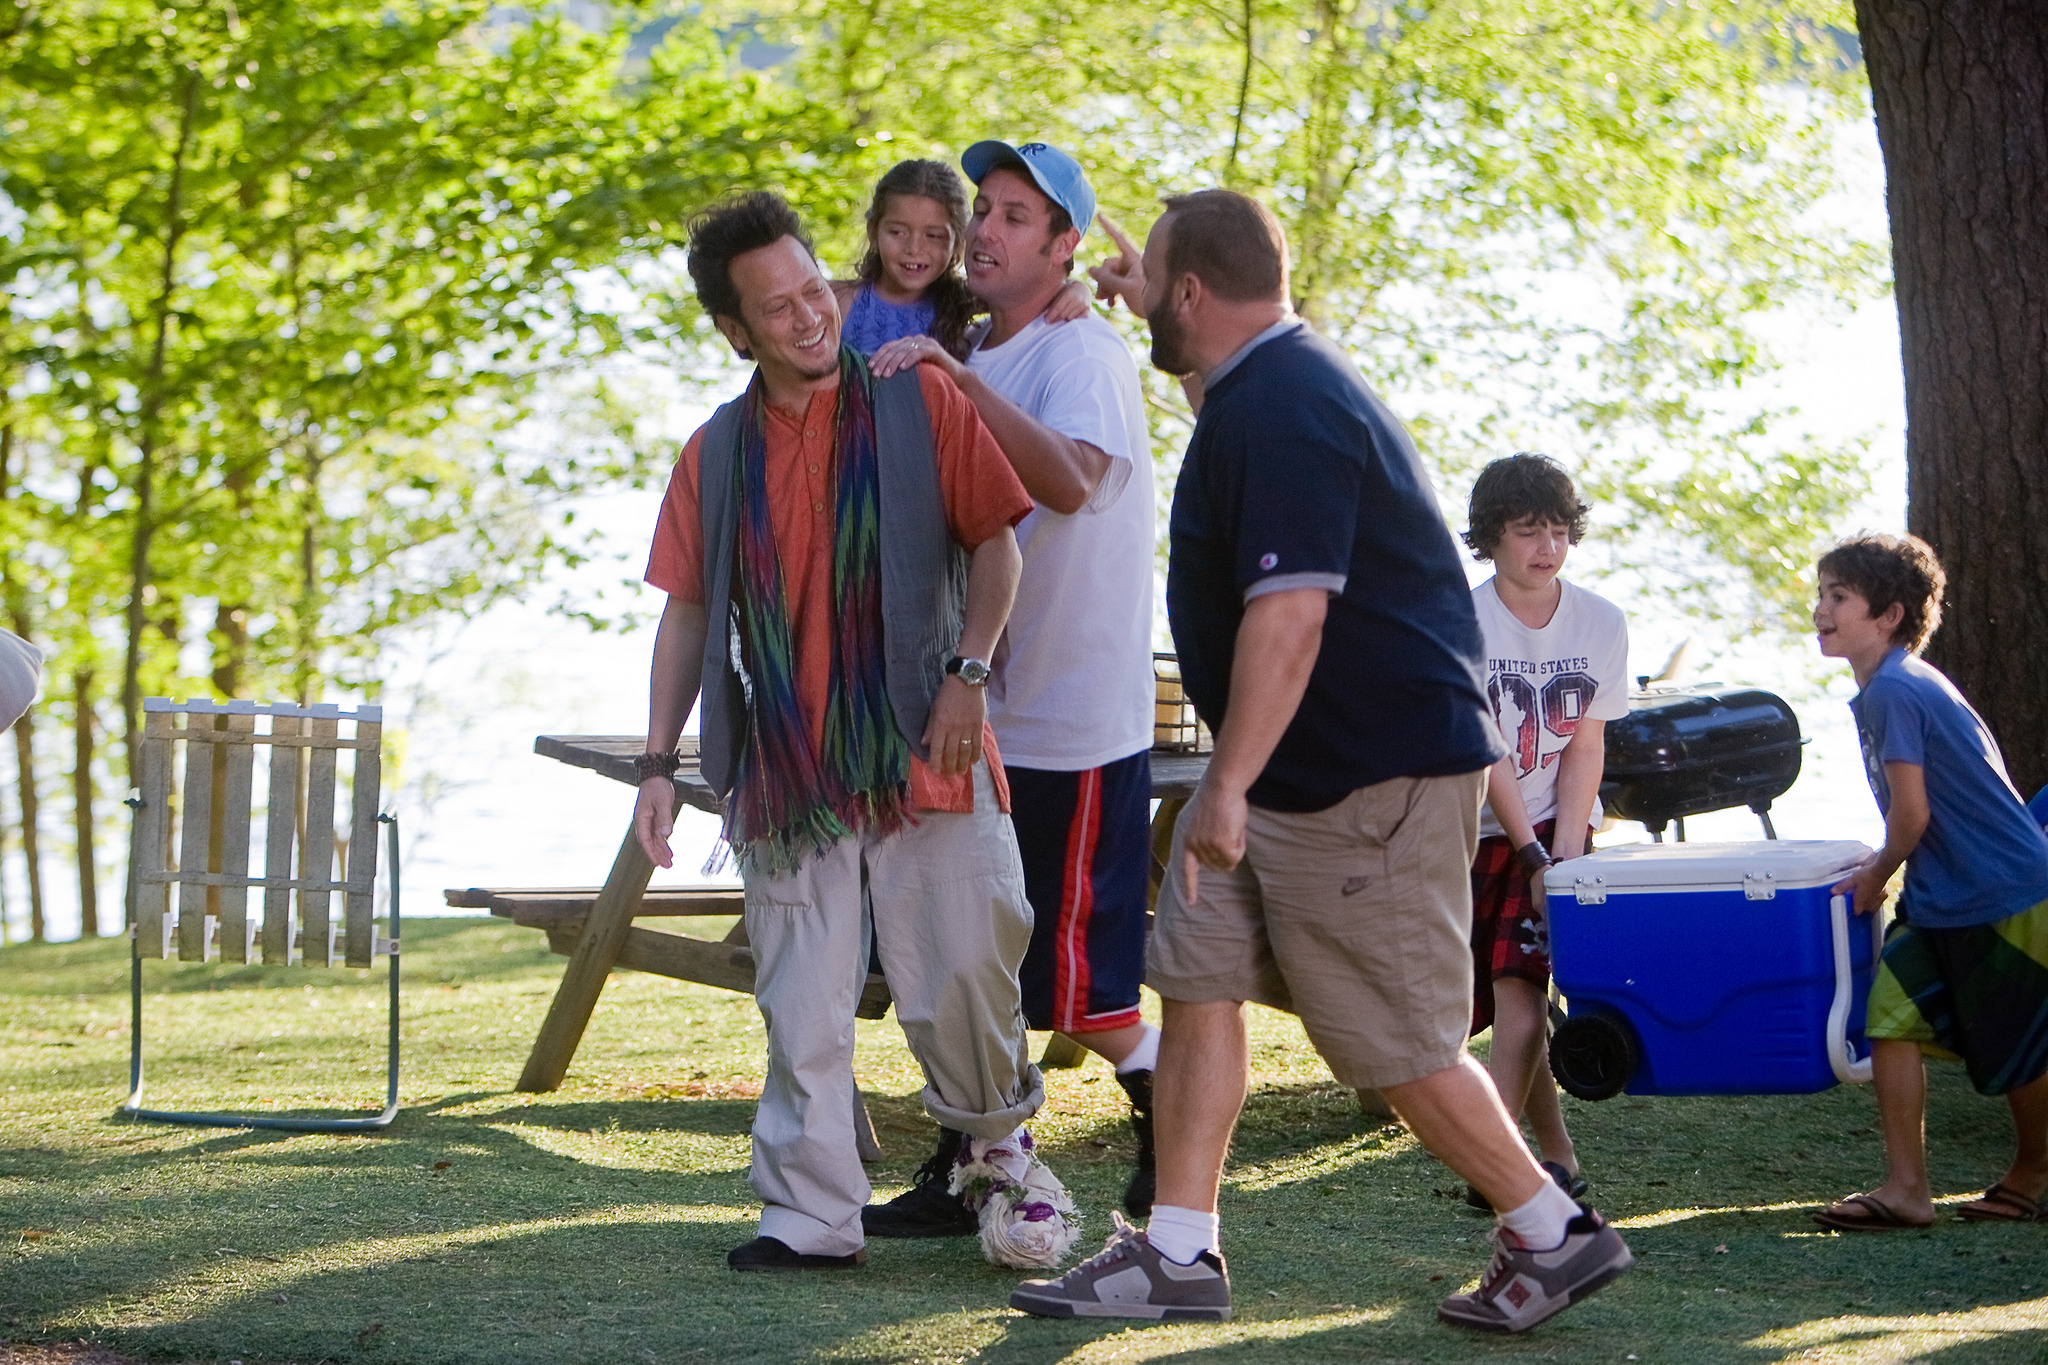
[119,813,403,1133]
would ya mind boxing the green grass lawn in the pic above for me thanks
[2,919,2043,1364]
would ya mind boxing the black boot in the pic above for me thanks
[861,1127,978,1238]
[1117,1068,1157,1218]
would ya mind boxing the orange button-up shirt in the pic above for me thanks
[646,365,1032,812]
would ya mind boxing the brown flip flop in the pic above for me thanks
[1958,1182,2048,1224]
[1811,1193,1933,1231]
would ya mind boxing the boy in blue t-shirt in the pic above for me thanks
[1811,533,2048,1229]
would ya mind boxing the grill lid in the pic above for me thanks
[1600,685,1804,831]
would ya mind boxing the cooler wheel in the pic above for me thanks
[1550,1013,1639,1102]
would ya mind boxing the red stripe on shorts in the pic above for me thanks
[1054,767,1104,1033]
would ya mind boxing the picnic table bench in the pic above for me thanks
[451,736,1209,1096]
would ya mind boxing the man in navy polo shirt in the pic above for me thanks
[1007,190,1634,1334]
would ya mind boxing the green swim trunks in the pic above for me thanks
[1865,896,2048,1096]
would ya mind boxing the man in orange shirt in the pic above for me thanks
[634,192,1073,1273]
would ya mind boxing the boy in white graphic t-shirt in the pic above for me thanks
[1460,453,1630,1212]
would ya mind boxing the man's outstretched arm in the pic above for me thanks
[866,338,1111,514]
[635,596,709,868]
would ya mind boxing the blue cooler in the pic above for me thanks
[1543,840,1881,1099]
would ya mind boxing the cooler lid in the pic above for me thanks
[1542,839,1871,900]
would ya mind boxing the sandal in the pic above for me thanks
[1811,1193,1933,1231]
[1958,1182,2048,1224]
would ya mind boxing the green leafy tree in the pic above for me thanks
[712,0,1885,626]
[0,0,852,935]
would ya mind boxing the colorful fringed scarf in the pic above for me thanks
[722,348,912,876]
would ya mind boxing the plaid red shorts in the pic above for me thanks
[1469,819,1559,1036]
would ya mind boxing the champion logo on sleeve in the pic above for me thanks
[1258,552,1279,570]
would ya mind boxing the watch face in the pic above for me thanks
[953,657,991,686]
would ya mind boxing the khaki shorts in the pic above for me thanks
[1148,769,1486,1091]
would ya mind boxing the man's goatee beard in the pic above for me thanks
[1148,304,1189,377]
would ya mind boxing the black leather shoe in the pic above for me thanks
[1542,1159,1591,1202]
[1465,1160,1590,1214]
[727,1236,866,1272]
[862,1128,977,1238]
[1118,1068,1157,1218]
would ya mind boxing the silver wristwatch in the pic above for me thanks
[945,655,991,687]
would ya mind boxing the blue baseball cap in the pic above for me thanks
[960,139,1095,237]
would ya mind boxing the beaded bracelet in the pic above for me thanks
[634,750,683,784]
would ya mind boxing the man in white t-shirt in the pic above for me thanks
[868,140,1160,1230]
[1461,453,1629,1212]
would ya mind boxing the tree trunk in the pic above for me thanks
[12,708,44,943]
[294,451,325,704]
[122,75,199,774]
[211,603,247,698]
[4,589,43,940]
[73,669,99,937]
[1854,0,2048,796]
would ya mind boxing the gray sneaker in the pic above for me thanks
[1437,1207,1633,1333]
[1009,1213,1232,1321]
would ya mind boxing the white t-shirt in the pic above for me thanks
[967,313,1155,770]
[0,628,42,734]
[1472,577,1631,838]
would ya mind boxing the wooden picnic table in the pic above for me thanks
[496,735,1209,1095]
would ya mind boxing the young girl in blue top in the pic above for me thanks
[1811,533,2048,1229]
[834,158,1087,359]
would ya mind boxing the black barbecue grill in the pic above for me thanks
[1598,685,1805,839]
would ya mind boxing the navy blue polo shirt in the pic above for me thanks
[1166,323,1503,811]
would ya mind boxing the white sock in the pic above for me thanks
[1144,1204,1219,1265]
[970,1126,1034,1182]
[1497,1179,1580,1250]
[1115,1024,1161,1075]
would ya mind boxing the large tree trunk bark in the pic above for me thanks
[1855,0,2048,796]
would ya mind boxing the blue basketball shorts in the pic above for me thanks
[1007,750,1153,1034]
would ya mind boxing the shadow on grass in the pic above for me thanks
[967,1317,2048,1365]
[12,1113,2048,1365]
[11,920,2048,1364]
[82,1213,765,1365]
[460,1096,759,1140]
[3,1110,763,1358]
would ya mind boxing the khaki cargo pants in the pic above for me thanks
[743,763,1045,1256]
